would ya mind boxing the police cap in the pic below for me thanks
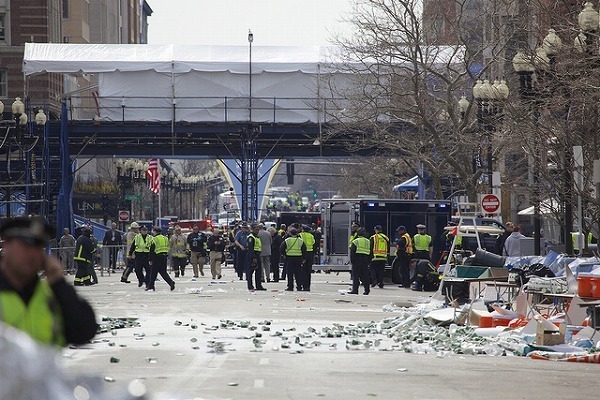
[289,228,299,235]
[396,225,406,232]
[0,216,56,246]
[374,225,382,231]
[416,224,426,229]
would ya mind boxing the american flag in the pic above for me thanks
[146,158,161,194]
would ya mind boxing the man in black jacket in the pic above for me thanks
[0,217,98,346]
[102,222,122,272]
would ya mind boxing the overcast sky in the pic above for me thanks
[147,0,354,46]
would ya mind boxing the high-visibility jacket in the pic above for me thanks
[249,233,262,252]
[153,234,169,254]
[371,233,389,260]
[348,231,358,248]
[299,231,315,252]
[352,236,371,255]
[134,234,152,253]
[0,280,65,346]
[285,236,304,256]
[413,234,432,251]
[398,233,413,255]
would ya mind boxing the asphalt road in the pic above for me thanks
[63,266,599,400]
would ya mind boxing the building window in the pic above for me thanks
[63,0,69,19]
[0,70,7,97]
[0,14,6,41]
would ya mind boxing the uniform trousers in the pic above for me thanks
[134,252,151,287]
[148,254,174,289]
[351,254,371,294]
[285,256,303,290]
[369,259,386,287]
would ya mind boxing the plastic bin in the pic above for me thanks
[578,275,594,297]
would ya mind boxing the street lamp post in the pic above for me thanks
[472,79,509,194]
[513,46,544,256]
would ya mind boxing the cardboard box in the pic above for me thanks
[536,321,565,346]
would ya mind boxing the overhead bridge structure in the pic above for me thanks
[20,43,423,232]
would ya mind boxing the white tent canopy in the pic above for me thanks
[517,198,560,215]
[23,44,343,75]
[23,43,466,123]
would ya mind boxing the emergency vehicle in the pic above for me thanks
[319,199,452,272]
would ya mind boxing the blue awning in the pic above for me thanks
[393,175,419,191]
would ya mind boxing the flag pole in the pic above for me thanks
[158,186,162,226]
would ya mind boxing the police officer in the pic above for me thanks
[348,222,360,247]
[247,224,266,291]
[170,225,188,277]
[395,225,413,288]
[369,225,389,288]
[74,227,95,286]
[280,227,306,291]
[121,222,140,283]
[0,216,97,346]
[299,224,315,291]
[129,225,153,287]
[349,228,371,295]
[413,224,433,260]
[147,227,175,291]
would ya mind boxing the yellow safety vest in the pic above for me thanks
[371,233,389,260]
[413,234,432,251]
[134,234,152,253]
[0,280,66,347]
[400,233,413,254]
[285,237,303,256]
[299,232,315,252]
[249,233,262,252]
[348,232,358,248]
[153,234,169,254]
[352,236,371,255]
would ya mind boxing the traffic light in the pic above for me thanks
[313,189,318,199]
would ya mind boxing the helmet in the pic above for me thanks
[130,222,140,229]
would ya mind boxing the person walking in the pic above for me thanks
[129,225,153,287]
[147,227,175,291]
[234,223,250,280]
[349,228,371,295]
[395,225,413,288]
[246,224,266,291]
[280,228,306,291]
[187,226,206,278]
[257,223,272,282]
[299,225,315,291]
[369,225,389,288]
[169,225,188,277]
[0,216,98,346]
[269,227,283,282]
[59,227,76,275]
[207,229,226,279]
[102,222,122,273]
[412,224,433,261]
[73,227,96,286]
[503,225,527,257]
[121,222,140,283]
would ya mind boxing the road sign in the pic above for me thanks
[481,194,500,214]
[125,194,141,201]
[118,210,130,222]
